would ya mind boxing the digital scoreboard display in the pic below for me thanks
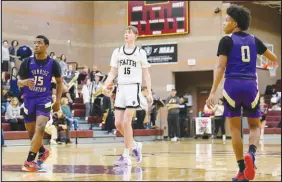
[127,1,189,37]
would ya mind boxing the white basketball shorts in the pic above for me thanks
[115,83,146,110]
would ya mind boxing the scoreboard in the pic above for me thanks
[127,1,189,37]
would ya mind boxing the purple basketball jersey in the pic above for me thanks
[23,57,53,98]
[225,33,258,79]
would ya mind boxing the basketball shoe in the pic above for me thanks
[244,152,257,180]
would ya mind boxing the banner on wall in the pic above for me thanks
[195,117,212,135]
[141,43,178,64]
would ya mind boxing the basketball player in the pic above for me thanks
[102,26,153,166]
[206,4,278,181]
[18,35,63,171]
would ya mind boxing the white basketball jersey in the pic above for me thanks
[110,45,151,84]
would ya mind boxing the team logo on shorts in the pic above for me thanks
[133,101,136,105]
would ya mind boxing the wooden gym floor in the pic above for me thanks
[1,139,281,181]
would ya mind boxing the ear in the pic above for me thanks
[233,22,238,28]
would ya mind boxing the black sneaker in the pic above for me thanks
[65,139,73,144]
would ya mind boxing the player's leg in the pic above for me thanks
[34,98,52,167]
[223,79,248,181]
[242,80,261,181]
[22,99,45,171]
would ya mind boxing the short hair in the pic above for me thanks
[61,97,69,105]
[36,35,49,45]
[49,52,55,56]
[141,86,147,91]
[125,25,138,35]
[11,40,19,47]
[227,4,251,31]
[3,40,8,44]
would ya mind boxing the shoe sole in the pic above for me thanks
[244,153,255,180]
[133,143,143,163]
[37,150,51,166]
[22,166,38,172]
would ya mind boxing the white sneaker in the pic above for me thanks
[113,156,132,166]
[171,137,177,142]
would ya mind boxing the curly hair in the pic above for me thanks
[227,4,251,31]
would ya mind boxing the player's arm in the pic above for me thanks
[103,48,119,89]
[17,59,34,88]
[104,67,118,88]
[210,55,227,95]
[52,61,63,104]
[140,49,152,97]
[255,37,278,63]
[210,36,231,95]
[142,68,152,95]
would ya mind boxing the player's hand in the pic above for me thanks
[25,78,35,88]
[147,94,153,106]
[206,93,215,109]
[52,101,61,112]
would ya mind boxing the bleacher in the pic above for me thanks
[244,110,281,135]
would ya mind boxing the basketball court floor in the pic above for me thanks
[2,140,281,181]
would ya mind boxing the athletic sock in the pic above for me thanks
[237,159,245,173]
[248,144,257,154]
[27,152,37,162]
[123,148,130,158]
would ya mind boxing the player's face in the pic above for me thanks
[34,38,48,54]
[180,98,184,103]
[223,15,237,34]
[124,29,137,42]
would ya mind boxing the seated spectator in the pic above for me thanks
[61,97,79,130]
[52,110,72,144]
[5,97,24,131]
[44,114,58,145]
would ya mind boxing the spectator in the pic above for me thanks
[8,40,19,71]
[52,110,72,144]
[44,114,58,145]
[63,64,79,103]
[5,97,24,131]
[179,96,189,138]
[61,97,79,130]
[101,88,115,134]
[259,96,269,140]
[165,89,181,142]
[2,40,10,80]
[135,87,149,129]
[81,76,91,121]
[149,89,159,129]
[90,65,102,82]
[211,98,226,141]
[59,54,68,76]
[49,52,55,58]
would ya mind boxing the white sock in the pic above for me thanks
[133,140,138,148]
[123,148,130,157]
[260,129,264,139]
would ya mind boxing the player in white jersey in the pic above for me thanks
[103,26,153,166]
